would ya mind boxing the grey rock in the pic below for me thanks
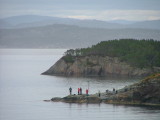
[42,55,158,77]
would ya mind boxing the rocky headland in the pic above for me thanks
[42,55,159,77]
[49,73,160,106]
[42,39,160,77]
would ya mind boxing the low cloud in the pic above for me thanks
[63,10,160,21]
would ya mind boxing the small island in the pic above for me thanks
[42,39,160,77]
[49,73,160,106]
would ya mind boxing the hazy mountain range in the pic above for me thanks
[0,15,160,48]
[1,15,160,29]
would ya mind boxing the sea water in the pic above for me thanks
[0,49,160,120]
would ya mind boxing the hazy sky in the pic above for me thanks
[0,0,160,21]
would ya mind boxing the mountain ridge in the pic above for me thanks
[0,24,160,49]
[0,15,160,29]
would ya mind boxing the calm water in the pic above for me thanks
[0,49,160,120]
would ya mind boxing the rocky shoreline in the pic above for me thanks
[46,73,160,106]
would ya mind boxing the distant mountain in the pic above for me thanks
[130,20,160,30]
[108,20,136,24]
[0,15,160,29]
[0,24,160,48]
[0,15,54,25]
[0,15,123,29]
[0,20,12,28]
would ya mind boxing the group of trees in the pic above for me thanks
[64,39,160,68]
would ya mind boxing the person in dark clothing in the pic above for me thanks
[78,88,80,95]
[98,91,101,97]
[69,87,72,95]
[113,88,115,92]
[80,87,82,95]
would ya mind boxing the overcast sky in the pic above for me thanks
[0,0,160,21]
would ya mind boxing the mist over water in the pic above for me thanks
[0,49,160,120]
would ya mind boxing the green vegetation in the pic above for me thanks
[62,55,74,63]
[64,39,160,68]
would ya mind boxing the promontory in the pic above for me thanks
[42,39,160,77]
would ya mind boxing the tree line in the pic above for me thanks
[64,39,160,68]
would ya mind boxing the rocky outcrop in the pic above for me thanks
[105,73,160,105]
[50,73,160,106]
[42,55,158,77]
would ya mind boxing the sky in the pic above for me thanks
[0,0,160,21]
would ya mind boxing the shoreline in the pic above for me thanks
[45,73,160,107]
[46,93,160,107]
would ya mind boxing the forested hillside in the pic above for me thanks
[64,39,160,68]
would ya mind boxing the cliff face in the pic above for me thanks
[42,55,158,77]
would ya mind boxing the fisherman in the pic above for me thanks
[80,87,82,95]
[106,89,109,93]
[113,88,115,92]
[86,89,89,96]
[78,88,80,95]
[98,90,101,97]
[69,87,72,95]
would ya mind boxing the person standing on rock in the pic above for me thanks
[98,90,101,97]
[69,87,72,95]
[80,87,82,95]
[78,88,80,95]
[86,89,89,96]
[113,88,115,92]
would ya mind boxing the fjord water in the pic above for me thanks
[0,49,160,120]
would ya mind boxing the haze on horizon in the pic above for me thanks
[0,0,160,21]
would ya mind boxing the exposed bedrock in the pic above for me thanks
[42,55,159,77]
